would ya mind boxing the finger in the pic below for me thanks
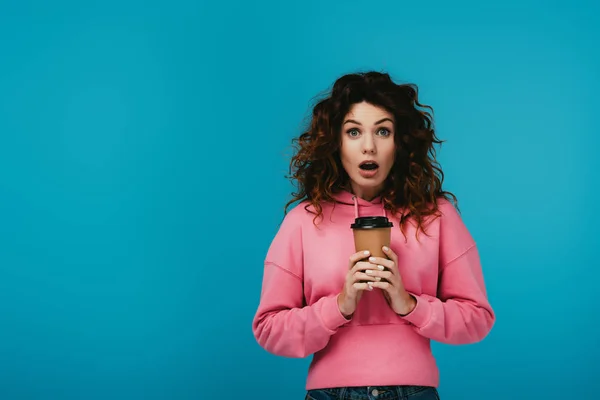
[368,256,395,270]
[371,280,392,291]
[353,271,382,282]
[364,269,392,280]
[352,281,374,291]
[351,261,385,274]
[348,250,371,268]
[382,246,398,264]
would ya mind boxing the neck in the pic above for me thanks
[350,183,384,202]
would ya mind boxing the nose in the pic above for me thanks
[362,133,376,154]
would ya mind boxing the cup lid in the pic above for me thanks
[351,216,393,229]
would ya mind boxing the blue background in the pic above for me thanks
[1,1,598,399]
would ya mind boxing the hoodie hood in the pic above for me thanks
[331,190,387,219]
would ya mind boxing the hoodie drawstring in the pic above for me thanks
[352,195,387,218]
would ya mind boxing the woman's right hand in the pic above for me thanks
[337,250,383,318]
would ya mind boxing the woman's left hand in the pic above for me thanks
[366,246,417,316]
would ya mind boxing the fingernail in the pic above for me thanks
[365,270,373,275]
[376,277,382,281]
[378,265,384,270]
[364,251,370,255]
[369,257,375,262]
[383,246,389,251]
[368,283,373,290]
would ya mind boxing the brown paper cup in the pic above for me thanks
[351,216,394,283]
[352,226,391,258]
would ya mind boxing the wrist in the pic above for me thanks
[337,293,353,319]
[396,294,417,316]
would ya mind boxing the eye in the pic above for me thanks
[346,128,360,137]
[377,128,391,137]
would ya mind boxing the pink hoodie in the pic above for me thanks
[252,190,495,389]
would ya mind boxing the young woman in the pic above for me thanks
[252,71,495,400]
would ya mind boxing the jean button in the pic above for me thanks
[372,389,379,397]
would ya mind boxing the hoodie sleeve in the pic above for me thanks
[400,201,496,345]
[252,208,351,358]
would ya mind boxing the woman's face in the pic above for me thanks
[340,101,396,201]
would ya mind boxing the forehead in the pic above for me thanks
[344,102,393,123]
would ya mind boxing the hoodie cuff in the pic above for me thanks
[399,294,432,328]
[320,294,352,332]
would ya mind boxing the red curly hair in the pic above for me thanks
[284,71,458,237]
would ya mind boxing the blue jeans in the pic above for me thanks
[305,385,440,400]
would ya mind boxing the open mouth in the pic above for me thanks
[359,161,379,171]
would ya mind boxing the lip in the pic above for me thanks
[359,160,379,167]
[358,166,379,178]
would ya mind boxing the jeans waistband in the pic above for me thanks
[310,385,434,400]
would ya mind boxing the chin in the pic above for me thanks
[353,177,386,189]
[359,179,383,187]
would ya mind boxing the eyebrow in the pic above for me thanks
[343,118,394,126]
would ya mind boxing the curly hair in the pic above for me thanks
[284,71,458,237]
